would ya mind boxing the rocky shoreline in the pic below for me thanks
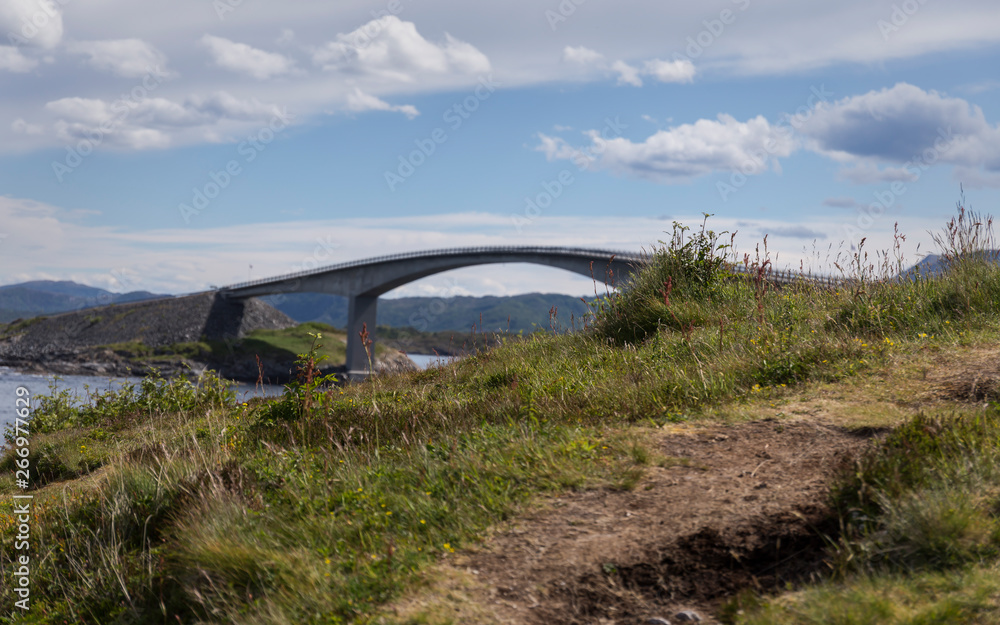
[0,344,416,384]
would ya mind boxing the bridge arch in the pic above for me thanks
[221,246,643,378]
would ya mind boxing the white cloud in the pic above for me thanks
[0,44,36,72]
[562,45,603,64]
[642,58,695,83]
[538,114,796,183]
[798,83,1000,182]
[564,48,695,86]
[42,91,284,149]
[611,60,642,86]
[344,88,419,119]
[201,34,294,80]
[0,0,63,49]
[67,39,169,78]
[312,16,490,81]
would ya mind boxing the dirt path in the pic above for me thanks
[386,419,874,625]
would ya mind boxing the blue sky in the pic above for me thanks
[2,0,1000,298]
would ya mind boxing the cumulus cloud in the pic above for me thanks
[562,45,603,64]
[563,47,695,86]
[642,58,695,83]
[43,91,285,149]
[0,44,36,72]
[611,60,642,86]
[795,83,1000,186]
[799,83,1000,167]
[312,16,490,81]
[537,114,795,183]
[0,0,63,49]
[67,39,169,78]
[201,34,294,80]
[344,88,418,119]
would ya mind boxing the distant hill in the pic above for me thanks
[901,250,1000,277]
[0,280,597,333]
[0,280,166,323]
[262,292,595,333]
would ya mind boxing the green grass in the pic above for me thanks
[97,322,392,368]
[729,564,1000,624]
[5,204,1000,623]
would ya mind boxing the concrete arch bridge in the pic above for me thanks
[220,246,644,378]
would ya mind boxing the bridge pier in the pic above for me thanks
[345,294,377,381]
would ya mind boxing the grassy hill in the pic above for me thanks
[4,208,1000,624]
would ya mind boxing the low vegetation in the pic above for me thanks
[3,198,1000,624]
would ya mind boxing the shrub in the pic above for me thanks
[593,214,733,344]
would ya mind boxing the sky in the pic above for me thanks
[1,0,1000,299]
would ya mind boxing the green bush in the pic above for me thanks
[593,215,732,344]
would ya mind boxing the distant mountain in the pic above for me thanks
[0,280,166,323]
[262,292,595,333]
[901,250,1000,277]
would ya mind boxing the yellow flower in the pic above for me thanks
[420,519,426,524]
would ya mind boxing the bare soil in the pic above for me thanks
[386,419,875,625]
